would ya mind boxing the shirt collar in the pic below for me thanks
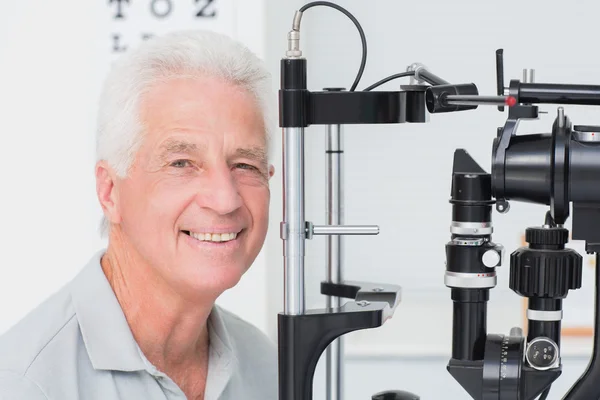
[69,249,238,395]
[205,306,237,399]
[69,250,147,372]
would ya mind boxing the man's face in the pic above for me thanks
[107,76,273,299]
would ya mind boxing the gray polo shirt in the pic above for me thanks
[0,250,278,399]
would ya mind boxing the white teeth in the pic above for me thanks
[189,231,238,242]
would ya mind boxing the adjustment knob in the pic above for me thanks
[482,249,501,268]
[509,227,582,299]
[525,226,569,246]
[526,337,559,370]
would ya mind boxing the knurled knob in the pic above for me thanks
[510,228,582,298]
[510,249,582,298]
[525,226,569,247]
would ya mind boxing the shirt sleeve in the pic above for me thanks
[0,370,48,400]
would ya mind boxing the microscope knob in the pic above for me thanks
[482,249,501,268]
[509,226,582,298]
[525,226,568,246]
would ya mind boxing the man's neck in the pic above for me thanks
[100,234,213,375]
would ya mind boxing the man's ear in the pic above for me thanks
[95,160,122,225]
[268,164,275,180]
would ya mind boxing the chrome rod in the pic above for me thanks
[312,225,380,235]
[445,94,514,107]
[283,127,305,315]
[325,124,344,400]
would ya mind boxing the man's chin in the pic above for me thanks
[173,231,249,296]
[175,259,245,295]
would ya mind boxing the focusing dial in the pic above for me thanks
[482,332,524,400]
[509,226,582,299]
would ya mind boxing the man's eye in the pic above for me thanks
[170,159,192,168]
[235,163,258,171]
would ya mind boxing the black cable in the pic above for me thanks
[298,1,367,92]
[538,386,551,400]
[363,71,416,91]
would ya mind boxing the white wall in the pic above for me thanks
[262,0,600,399]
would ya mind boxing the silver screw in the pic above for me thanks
[356,300,370,307]
[558,107,565,128]
[373,287,384,292]
[523,68,535,83]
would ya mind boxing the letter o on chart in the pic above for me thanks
[151,0,172,18]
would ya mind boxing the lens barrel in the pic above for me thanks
[446,169,502,361]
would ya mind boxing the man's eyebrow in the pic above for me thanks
[157,139,201,157]
[234,147,268,164]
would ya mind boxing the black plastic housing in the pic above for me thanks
[279,59,431,127]
[492,106,600,227]
[452,289,488,361]
[425,83,479,113]
[280,58,308,127]
[517,83,600,105]
[278,306,384,400]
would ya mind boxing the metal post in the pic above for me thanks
[325,123,343,400]
[283,127,306,315]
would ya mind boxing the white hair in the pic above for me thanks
[95,29,274,237]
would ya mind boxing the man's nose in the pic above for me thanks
[197,166,243,215]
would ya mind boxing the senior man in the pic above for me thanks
[0,30,278,399]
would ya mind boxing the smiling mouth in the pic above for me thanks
[181,230,240,243]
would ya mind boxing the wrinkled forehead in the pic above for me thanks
[137,75,269,152]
